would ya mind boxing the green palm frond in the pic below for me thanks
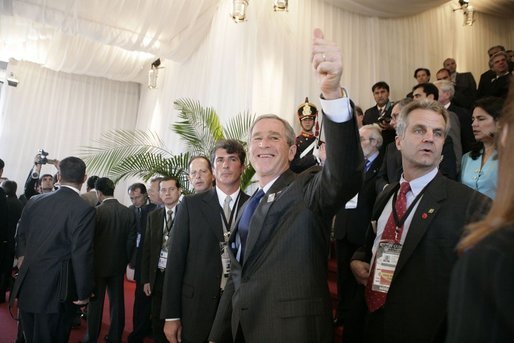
[109,152,191,185]
[223,110,255,143]
[79,130,172,176]
[171,98,224,156]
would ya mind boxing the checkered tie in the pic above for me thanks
[365,181,410,312]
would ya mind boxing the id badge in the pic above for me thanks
[136,233,141,248]
[220,242,231,277]
[371,241,402,293]
[158,250,168,270]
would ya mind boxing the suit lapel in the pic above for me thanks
[243,170,296,267]
[200,189,224,241]
[395,175,446,275]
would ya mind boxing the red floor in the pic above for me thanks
[0,278,153,343]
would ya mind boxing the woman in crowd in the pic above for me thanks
[447,81,514,342]
[460,96,504,199]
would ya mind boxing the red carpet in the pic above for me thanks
[0,278,153,343]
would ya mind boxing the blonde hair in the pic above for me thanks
[458,78,514,252]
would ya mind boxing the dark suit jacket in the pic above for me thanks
[363,104,392,126]
[94,199,136,277]
[161,188,249,342]
[453,72,477,109]
[129,203,156,283]
[334,153,383,246]
[141,207,166,290]
[477,72,511,99]
[448,103,474,154]
[353,174,490,342]
[12,187,96,313]
[210,115,363,342]
[447,225,514,343]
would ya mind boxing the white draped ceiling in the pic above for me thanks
[0,0,513,202]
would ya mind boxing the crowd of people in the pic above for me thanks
[0,30,513,343]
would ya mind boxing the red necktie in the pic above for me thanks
[365,181,410,312]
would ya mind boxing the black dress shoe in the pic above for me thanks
[333,317,343,327]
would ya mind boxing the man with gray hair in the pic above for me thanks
[351,100,489,342]
[434,79,475,154]
[477,51,511,99]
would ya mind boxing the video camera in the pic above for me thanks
[377,112,392,125]
[36,149,50,165]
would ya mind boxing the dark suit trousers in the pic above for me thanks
[336,238,367,343]
[151,270,168,343]
[128,279,152,343]
[87,274,125,343]
[20,302,75,343]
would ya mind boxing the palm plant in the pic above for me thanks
[80,98,255,192]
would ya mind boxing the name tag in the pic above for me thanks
[371,241,402,293]
[158,250,168,270]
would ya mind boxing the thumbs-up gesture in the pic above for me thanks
[311,28,343,100]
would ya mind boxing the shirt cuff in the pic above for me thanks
[165,318,180,321]
[319,91,352,123]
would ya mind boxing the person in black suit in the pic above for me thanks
[333,124,383,340]
[447,78,514,343]
[477,51,511,100]
[0,160,10,303]
[127,183,156,343]
[209,28,363,343]
[12,156,95,343]
[351,100,489,343]
[442,58,477,109]
[141,176,182,343]
[0,180,23,303]
[477,45,506,99]
[363,82,395,153]
[162,139,250,343]
[84,177,136,343]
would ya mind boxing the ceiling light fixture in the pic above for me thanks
[232,0,249,23]
[463,6,475,26]
[273,0,288,12]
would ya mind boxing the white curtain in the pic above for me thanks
[136,0,514,142]
[0,0,513,203]
[0,61,140,199]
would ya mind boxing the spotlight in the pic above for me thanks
[232,0,249,23]
[463,6,475,26]
[7,72,19,87]
[273,0,288,12]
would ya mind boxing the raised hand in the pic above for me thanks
[311,28,343,100]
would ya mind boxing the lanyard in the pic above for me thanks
[220,192,241,235]
[390,179,433,241]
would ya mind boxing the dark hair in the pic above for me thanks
[487,45,505,57]
[87,175,99,189]
[59,157,86,184]
[1,180,17,196]
[469,97,505,160]
[436,68,451,76]
[95,177,115,196]
[372,81,390,93]
[0,158,4,170]
[160,176,181,190]
[211,139,246,165]
[189,155,212,171]
[412,83,439,100]
[414,68,431,79]
[128,182,147,194]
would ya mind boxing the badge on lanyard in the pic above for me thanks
[371,241,402,293]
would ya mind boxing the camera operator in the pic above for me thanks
[24,150,59,200]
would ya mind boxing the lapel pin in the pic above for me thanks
[428,208,435,213]
[422,213,428,219]
[267,193,275,202]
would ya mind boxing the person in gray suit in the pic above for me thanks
[84,177,136,343]
[12,156,95,343]
[209,28,363,343]
[162,140,250,343]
